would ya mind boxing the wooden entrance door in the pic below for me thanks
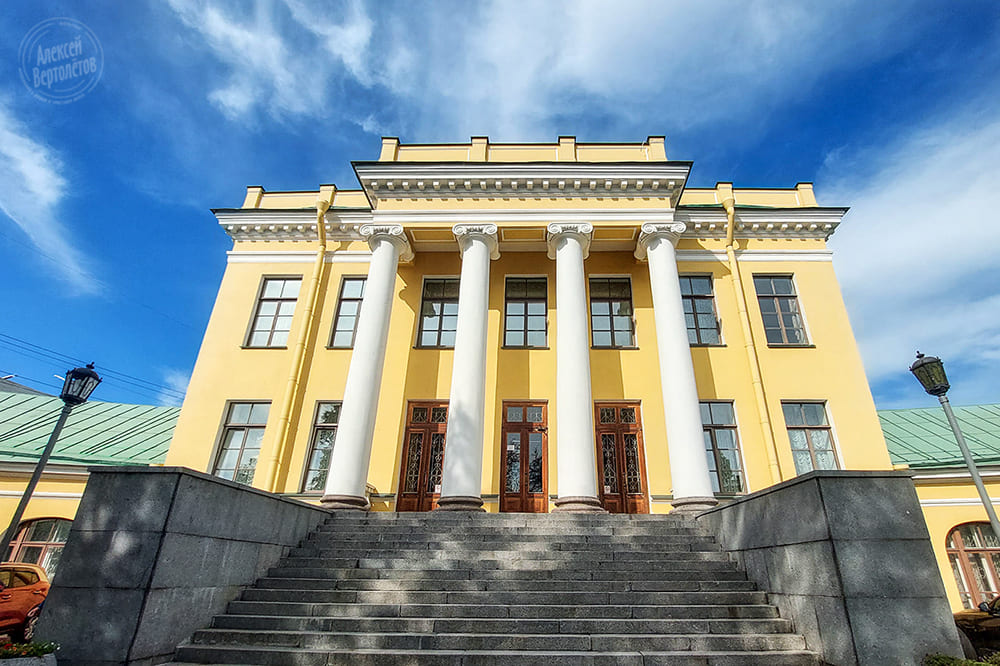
[396,401,448,512]
[500,402,548,513]
[594,402,649,514]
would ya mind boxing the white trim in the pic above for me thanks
[226,251,373,264]
[0,490,83,500]
[914,470,1000,481]
[674,249,834,263]
[371,209,680,225]
[0,463,88,477]
[920,498,1000,507]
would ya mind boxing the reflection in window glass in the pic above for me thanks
[783,402,838,475]
[302,401,341,492]
[214,402,270,484]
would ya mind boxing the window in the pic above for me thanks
[302,402,341,492]
[782,402,838,474]
[681,276,721,345]
[947,523,1000,609]
[590,278,635,348]
[246,277,301,347]
[753,275,807,345]
[700,402,744,494]
[329,278,365,348]
[214,402,269,484]
[418,279,460,347]
[6,518,72,577]
[504,278,547,347]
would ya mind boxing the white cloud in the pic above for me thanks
[165,0,934,138]
[0,99,97,293]
[158,368,191,407]
[824,106,1000,405]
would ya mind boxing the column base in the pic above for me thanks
[320,494,370,511]
[669,495,718,514]
[435,495,486,512]
[552,496,607,513]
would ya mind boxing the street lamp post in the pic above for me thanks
[0,363,101,561]
[910,352,1000,541]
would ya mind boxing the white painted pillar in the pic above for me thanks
[437,224,499,511]
[635,222,717,512]
[546,223,605,513]
[321,224,413,510]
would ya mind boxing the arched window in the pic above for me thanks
[6,518,72,577]
[947,522,1000,609]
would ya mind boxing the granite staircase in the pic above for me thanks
[172,512,819,665]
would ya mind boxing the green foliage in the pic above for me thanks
[0,642,58,659]
[922,653,1000,666]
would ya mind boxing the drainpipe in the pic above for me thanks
[263,194,333,492]
[722,188,783,484]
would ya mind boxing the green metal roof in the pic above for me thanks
[0,391,179,467]
[879,404,1000,470]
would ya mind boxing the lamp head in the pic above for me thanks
[909,352,950,397]
[60,363,102,406]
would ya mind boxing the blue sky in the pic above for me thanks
[1,0,998,409]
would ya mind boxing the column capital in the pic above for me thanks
[360,224,414,262]
[546,222,593,260]
[453,223,500,260]
[634,222,687,261]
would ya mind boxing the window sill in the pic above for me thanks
[767,343,816,349]
[325,345,354,350]
[592,346,640,351]
[413,346,456,350]
[241,345,288,350]
[690,344,726,348]
[501,346,550,350]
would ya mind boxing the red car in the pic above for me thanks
[0,564,49,642]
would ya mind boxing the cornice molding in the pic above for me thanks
[215,209,371,242]
[226,251,372,264]
[353,162,691,207]
[675,208,845,240]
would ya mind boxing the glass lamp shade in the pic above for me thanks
[60,363,102,406]
[909,352,950,397]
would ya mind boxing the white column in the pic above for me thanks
[635,222,717,512]
[437,224,499,511]
[321,224,413,510]
[546,223,605,513]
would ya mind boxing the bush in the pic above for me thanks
[0,642,58,659]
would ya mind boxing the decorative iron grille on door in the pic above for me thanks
[594,402,649,513]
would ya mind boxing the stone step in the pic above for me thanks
[298,538,721,552]
[266,566,750,581]
[173,645,820,665]
[315,524,707,536]
[188,628,806,651]
[284,548,732,562]
[254,577,757,592]
[276,557,737,572]
[226,593,772,633]
[311,532,710,544]
[321,512,696,524]
[226,598,779,619]
[235,589,767,606]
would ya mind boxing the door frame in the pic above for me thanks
[499,400,549,513]
[395,400,448,512]
[593,401,650,514]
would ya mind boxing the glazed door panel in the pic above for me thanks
[595,402,649,514]
[500,402,548,513]
[396,401,448,512]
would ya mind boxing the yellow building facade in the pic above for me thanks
[166,136,893,516]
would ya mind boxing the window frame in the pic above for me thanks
[6,517,72,577]
[947,522,1000,609]
[300,401,342,493]
[415,277,461,349]
[753,274,810,346]
[243,275,303,349]
[211,400,271,485]
[700,400,746,495]
[503,276,549,349]
[328,276,366,349]
[781,401,841,474]
[680,274,723,346]
[588,276,637,349]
